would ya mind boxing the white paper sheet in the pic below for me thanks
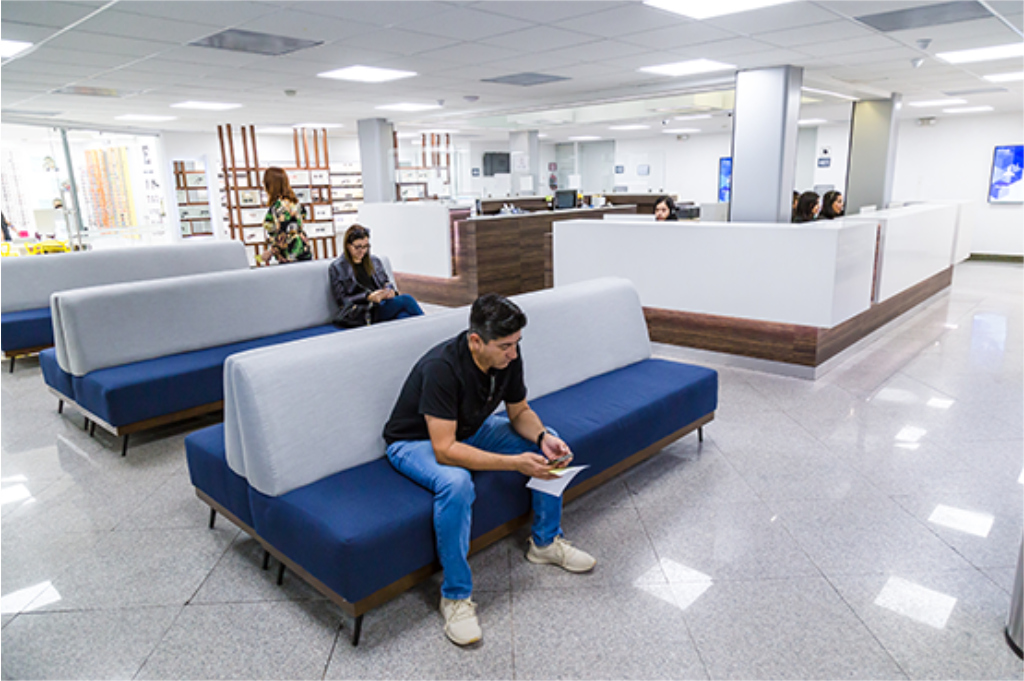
[526,465,589,497]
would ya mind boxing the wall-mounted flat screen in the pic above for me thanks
[718,157,732,203]
[988,145,1023,203]
[483,152,510,176]
[554,189,576,210]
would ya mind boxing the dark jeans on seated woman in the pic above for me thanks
[373,294,425,323]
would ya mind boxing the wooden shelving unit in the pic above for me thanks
[172,161,213,237]
[394,132,452,202]
[331,161,362,235]
[217,124,338,262]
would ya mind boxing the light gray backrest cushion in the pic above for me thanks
[225,277,649,496]
[54,260,337,376]
[1,241,248,313]
[516,277,651,400]
[224,309,469,493]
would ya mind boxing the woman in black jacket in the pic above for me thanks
[329,224,424,327]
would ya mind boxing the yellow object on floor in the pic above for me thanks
[26,240,71,255]
[0,243,18,257]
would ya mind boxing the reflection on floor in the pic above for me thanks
[2,261,1022,679]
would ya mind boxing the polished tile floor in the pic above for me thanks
[2,261,1022,680]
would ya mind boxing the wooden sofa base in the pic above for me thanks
[49,386,223,454]
[4,344,52,372]
[194,411,714,640]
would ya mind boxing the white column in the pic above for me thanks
[729,65,803,223]
[509,130,539,196]
[845,95,901,215]
[357,118,396,203]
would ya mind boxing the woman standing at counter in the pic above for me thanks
[329,224,424,327]
[820,191,844,220]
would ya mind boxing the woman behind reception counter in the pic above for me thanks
[654,196,678,221]
[792,191,821,223]
[819,191,844,220]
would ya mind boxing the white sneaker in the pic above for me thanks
[439,597,482,646]
[526,536,596,573]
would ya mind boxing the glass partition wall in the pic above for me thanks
[1,123,171,251]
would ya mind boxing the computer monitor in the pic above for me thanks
[554,189,576,210]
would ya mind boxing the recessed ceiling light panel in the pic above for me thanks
[190,29,321,56]
[376,103,443,112]
[317,65,417,83]
[644,0,797,20]
[171,101,243,111]
[937,42,1024,64]
[908,98,967,107]
[798,118,827,125]
[984,72,1024,82]
[943,105,995,113]
[568,136,602,141]
[0,39,33,59]
[639,59,736,77]
[663,128,701,133]
[55,86,134,98]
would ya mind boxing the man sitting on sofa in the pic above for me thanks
[383,293,596,646]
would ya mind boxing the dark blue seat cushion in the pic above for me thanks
[530,358,718,491]
[249,458,437,604]
[39,348,74,400]
[74,324,342,426]
[185,423,253,528]
[2,308,53,352]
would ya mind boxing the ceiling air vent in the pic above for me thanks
[190,29,322,56]
[481,72,570,87]
[855,1,991,32]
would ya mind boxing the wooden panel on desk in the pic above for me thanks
[479,197,549,215]
[603,194,673,215]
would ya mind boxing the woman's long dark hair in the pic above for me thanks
[263,167,297,205]
[793,191,820,223]
[820,190,844,219]
[343,224,375,276]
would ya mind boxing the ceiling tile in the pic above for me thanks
[44,30,175,56]
[114,1,284,26]
[479,25,599,52]
[0,1,104,29]
[334,28,459,56]
[702,2,841,34]
[417,41,522,66]
[397,7,532,40]
[0,20,59,42]
[29,45,138,70]
[73,9,216,44]
[797,34,907,58]
[756,20,879,48]
[292,1,450,27]
[535,39,649,64]
[234,8,373,43]
[618,21,738,50]
[475,1,625,24]
[553,3,689,38]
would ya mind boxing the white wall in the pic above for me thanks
[812,123,851,193]
[892,112,1022,256]
[613,132,733,203]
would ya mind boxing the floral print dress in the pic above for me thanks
[263,198,311,263]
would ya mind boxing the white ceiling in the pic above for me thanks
[2,0,1022,142]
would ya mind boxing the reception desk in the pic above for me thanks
[359,203,637,307]
[554,203,963,374]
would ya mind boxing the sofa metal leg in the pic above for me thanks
[8,356,14,373]
[82,417,90,431]
[698,426,704,443]
[350,615,364,646]
[121,434,129,457]
[276,563,286,585]
[208,508,217,529]
[89,421,96,437]
[262,551,270,570]
[58,399,64,414]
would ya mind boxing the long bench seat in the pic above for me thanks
[1,241,248,371]
[44,259,353,454]
[185,278,718,645]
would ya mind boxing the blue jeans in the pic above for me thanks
[373,294,424,323]
[386,415,564,600]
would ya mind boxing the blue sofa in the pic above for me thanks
[185,278,718,645]
[40,258,362,454]
[1,241,248,371]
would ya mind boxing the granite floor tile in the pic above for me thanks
[638,500,821,582]
[829,569,1024,679]
[1,529,104,608]
[325,587,514,679]
[722,445,887,502]
[512,584,707,680]
[0,606,180,680]
[33,526,238,611]
[771,496,979,578]
[137,601,342,680]
[682,576,905,680]
[620,440,760,508]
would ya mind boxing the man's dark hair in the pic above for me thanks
[469,293,527,342]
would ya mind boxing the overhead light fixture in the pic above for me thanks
[943,105,994,113]
[907,98,966,107]
[644,0,796,20]
[171,101,242,111]
[0,39,33,59]
[674,114,712,121]
[609,124,651,130]
[984,72,1024,82]
[568,136,602,141]
[801,86,859,101]
[639,58,736,77]
[798,118,827,125]
[375,103,443,112]
[538,133,549,139]
[318,65,417,83]
[662,128,700,133]
[115,114,178,122]
[293,123,343,129]
[937,42,1024,64]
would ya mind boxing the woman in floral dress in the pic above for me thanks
[256,167,311,265]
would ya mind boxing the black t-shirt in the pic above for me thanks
[353,262,375,292]
[383,330,527,444]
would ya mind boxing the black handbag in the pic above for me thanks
[333,301,372,328]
